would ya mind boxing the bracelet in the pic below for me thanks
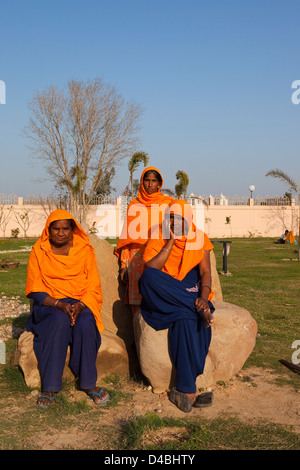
[201,285,211,292]
[163,248,170,253]
[54,299,59,307]
[79,301,85,308]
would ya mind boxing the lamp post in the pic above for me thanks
[249,185,255,198]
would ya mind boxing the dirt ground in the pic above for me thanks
[104,366,300,431]
[27,366,298,450]
[1,296,299,450]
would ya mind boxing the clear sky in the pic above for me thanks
[1,0,300,199]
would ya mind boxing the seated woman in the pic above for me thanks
[285,230,296,245]
[25,209,109,408]
[139,200,214,413]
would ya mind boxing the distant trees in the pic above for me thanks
[25,78,142,222]
[128,151,149,199]
[175,170,189,199]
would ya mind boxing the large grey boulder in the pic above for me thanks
[133,300,257,391]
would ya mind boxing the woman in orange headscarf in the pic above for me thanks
[139,200,215,412]
[285,230,296,245]
[25,209,109,408]
[115,166,173,314]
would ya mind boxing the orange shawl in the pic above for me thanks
[143,200,214,297]
[115,166,173,256]
[25,209,104,332]
[285,231,295,245]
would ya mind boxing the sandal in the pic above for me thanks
[37,393,56,409]
[169,388,193,413]
[193,392,213,408]
[87,387,110,406]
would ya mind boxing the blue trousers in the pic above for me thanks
[26,298,101,392]
[139,268,213,394]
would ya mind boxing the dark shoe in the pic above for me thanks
[193,392,213,408]
[169,388,193,413]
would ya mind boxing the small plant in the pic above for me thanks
[88,221,97,234]
[11,228,20,238]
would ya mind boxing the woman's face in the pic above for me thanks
[49,219,74,247]
[169,213,188,238]
[143,172,160,194]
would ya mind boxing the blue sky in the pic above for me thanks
[1,0,300,198]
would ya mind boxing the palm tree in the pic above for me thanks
[59,165,87,221]
[266,168,300,260]
[175,170,189,200]
[265,169,297,194]
[128,151,149,199]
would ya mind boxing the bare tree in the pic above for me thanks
[13,209,35,240]
[25,78,142,222]
[0,205,13,237]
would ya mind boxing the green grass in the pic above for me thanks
[119,412,300,450]
[0,237,37,303]
[212,238,300,381]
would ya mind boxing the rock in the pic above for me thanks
[196,301,257,388]
[210,251,223,302]
[90,236,140,376]
[133,300,258,390]
[14,328,130,389]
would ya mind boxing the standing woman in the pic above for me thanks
[25,209,109,408]
[115,166,173,314]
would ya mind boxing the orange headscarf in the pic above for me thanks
[25,209,104,332]
[144,200,214,297]
[285,230,295,245]
[115,166,173,256]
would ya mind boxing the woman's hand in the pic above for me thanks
[119,267,128,284]
[195,297,210,313]
[70,301,85,325]
[57,301,74,324]
[56,300,85,326]
[195,297,214,328]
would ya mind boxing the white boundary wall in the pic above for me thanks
[0,196,298,239]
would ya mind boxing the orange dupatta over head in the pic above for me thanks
[25,209,104,332]
[144,200,214,298]
[115,166,173,256]
[285,231,295,245]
